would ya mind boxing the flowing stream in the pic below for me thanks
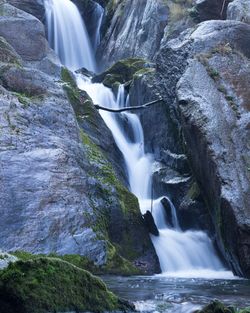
[44,0,235,280]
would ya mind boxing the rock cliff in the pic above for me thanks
[0,1,159,274]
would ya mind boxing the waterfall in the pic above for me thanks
[92,3,104,52]
[45,0,234,278]
[44,0,96,72]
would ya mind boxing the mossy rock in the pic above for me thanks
[195,300,236,313]
[92,58,154,88]
[11,250,141,276]
[0,257,130,313]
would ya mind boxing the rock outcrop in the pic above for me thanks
[0,2,159,274]
[97,0,168,69]
[227,0,250,24]
[6,0,45,22]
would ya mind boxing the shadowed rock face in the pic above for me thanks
[0,3,159,273]
[97,0,168,69]
[193,0,231,21]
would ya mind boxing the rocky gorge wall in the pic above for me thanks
[94,0,250,277]
[0,0,249,279]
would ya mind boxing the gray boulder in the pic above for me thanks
[227,0,250,24]
[0,3,48,62]
[6,0,45,22]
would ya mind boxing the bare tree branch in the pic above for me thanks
[94,98,163,113]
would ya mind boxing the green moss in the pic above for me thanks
[239,309,250,313]
[100,242,141,275]
[61,67,77,87]
[195,300,236,313]
[79,129,143,273]
[11,250,140,276]
[187,181,200,200]
[93,58,155,89]
[0,258,121,313]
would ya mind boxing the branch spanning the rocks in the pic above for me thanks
[94,98,163,113]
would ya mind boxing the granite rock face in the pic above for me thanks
[173,21,250,276]
[227,0,250,24]
[0,2,159,273]
[97,0,168,69]
[6,0,45,22]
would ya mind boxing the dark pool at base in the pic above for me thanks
[101,275,250,312]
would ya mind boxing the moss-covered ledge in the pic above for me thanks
[92,58,155,90]
[0,257,134,313]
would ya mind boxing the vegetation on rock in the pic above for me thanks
[92,58,155,89]
[0,257,128,313]
[195,300,250,313]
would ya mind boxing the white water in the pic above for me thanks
[45,0,234,279]
[44,0,96,72]
[92,3,104,52]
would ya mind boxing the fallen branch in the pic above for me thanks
[94,98,163,113]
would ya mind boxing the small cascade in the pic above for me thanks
[92,3,104,52]
[44,0,96,72]
[45,0,233,278]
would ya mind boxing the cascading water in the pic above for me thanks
[92,3,104,52]
[44,0,96,72]
[45,0,234,278]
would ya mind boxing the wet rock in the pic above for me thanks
[143,211,159,236]
[227,0,250,24]
[194,300,236,313]
[161,197,174,228]
[152,166,191,207]
[73,0,104,51]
